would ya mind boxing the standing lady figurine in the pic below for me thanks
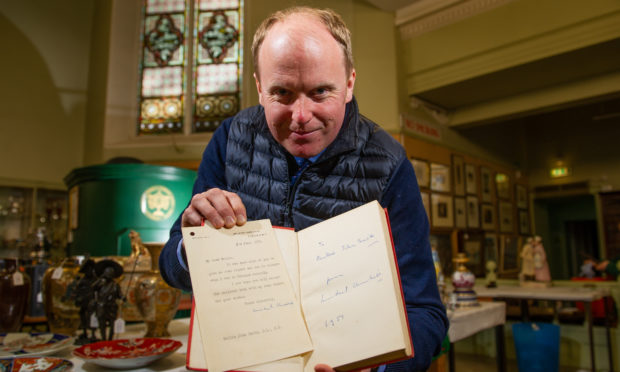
[532,236,551,282]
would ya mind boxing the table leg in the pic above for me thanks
[495,324,506,372]
[605,296,614,372]
[585,302,596,372]
[449,342,455,372]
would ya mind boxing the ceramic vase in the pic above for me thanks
[0,258,31,332]
[42,256,84,335]
[135,243,181,337]
[451,253,479,308]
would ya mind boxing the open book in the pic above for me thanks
[183,201,413,372]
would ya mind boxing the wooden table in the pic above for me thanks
[447,301,507,372]
[475,285,614,372]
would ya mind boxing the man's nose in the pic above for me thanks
[292,96,312,125]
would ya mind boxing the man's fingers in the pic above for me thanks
[182,188,247,229]
[223,190,247,226]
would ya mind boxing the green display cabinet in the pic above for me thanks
[64,163,196,257]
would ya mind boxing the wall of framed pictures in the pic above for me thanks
[404,135,532,278]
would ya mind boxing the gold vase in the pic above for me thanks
[135,242,181,337]
[42,256,84,335]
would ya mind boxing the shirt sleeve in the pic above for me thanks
[159,118,232,292]
[380,155,449,372]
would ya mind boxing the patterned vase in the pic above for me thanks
[451,253,479,308]
[0,258,31,332]
[42,256,84,335]
[135,243,181,337]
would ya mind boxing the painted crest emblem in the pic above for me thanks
[141,185,175,221]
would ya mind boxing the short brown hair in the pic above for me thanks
[251,6,354,79]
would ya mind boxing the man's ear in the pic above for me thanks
[345,69,356,103]
[254,72,263,105]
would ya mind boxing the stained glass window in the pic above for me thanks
[137,0,243,135]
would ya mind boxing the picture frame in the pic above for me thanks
[484,233,498,264]
[498,201,514,233]
[410,158,430,189]
[460,231,485,277]
[452,155,465,196]
[480,167,494,203]
[454,197,466,229]
[518,210,530,235]
[466,195,480,229]
[496,172,511,200]
[481,204,496,231]
[430,163,451,193]
[499,235,521,275]
[430,232,454,277]
[465,163,477,195]
[420,191,430,222]
[431,193,454,228]
[516,184,528,209]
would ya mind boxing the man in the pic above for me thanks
[160,6,447,371]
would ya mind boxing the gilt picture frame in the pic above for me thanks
[410,158,430,189]
[431,193,454,228]
[465,163,477,195]
[430,163,451,193]
[452,155,465,196]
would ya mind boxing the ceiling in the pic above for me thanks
[365,0,620,129]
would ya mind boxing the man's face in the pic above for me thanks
[254,15,356,158]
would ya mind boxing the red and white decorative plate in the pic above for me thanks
[73,338,182,369]
[0,357,73,372]
[0,334,74,358]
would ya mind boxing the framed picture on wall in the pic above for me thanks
[461,231,485,277]
[410,158,430,189]
[516,184,528,209]
[465,164,477,195]
[452,155,465,196]
[430,163,451,193]
[454,197,466,228]
[500,235,521,275]
[480,167,494,202]
[466,195,480,229]
[518,210,530,235]
[496,173,511,200]
[484,233,498,264]
[420,191,430,222]
[481,203,496,231]
[499,201,514,233]
[430,232,454,277]
[431,194,454,228]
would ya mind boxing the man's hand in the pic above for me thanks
[181,188,247,229]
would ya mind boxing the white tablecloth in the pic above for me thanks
[447,301,506,342]
[57,318,191,371]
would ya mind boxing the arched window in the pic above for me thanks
[137,0,243,135]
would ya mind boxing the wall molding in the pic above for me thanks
[397,0,516,39]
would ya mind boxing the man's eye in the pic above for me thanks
[274,88,289,96]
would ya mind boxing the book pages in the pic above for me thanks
[183,220,313,372]
[297,201,409,371]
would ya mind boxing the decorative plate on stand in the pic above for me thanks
[0,334,74,358]
[0,357,73,372]
[73,338,182,369]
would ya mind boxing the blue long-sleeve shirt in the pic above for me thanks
[161,117,448,371]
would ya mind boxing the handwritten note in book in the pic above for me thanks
[298,201,410,371]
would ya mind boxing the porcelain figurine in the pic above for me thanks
[485,260,497,288]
